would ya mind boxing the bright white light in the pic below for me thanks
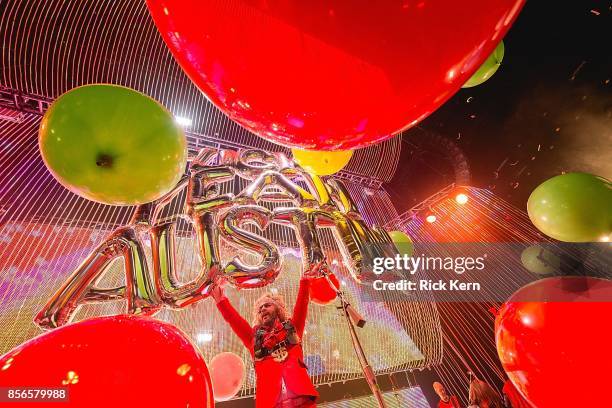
[175,116,192,127]
[600,235,610,242]
[426,215,437,223]
[197,332,213,343]
[455,193,469,205]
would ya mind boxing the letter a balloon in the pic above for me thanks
[147,0,525,150]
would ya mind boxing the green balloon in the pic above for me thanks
[521,246,561,275]
[527,173,612,242]
[388,230,414,257]
[39,85,187,206]
[462,41,505,88]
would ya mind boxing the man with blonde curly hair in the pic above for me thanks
[210,266,321,407]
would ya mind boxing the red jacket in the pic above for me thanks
[216,278,318,408]
[438,395,461,408]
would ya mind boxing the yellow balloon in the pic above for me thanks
[291,148,353,176]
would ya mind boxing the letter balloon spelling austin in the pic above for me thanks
[210,263,324,408]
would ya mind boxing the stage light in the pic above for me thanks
[426,215,437,223]
[455,193,469,205]
[197,332,213,343]
[174,116,192,127]
[600,235,610,242]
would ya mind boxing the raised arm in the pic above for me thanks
[211,285,253,350]
[292,276,311,337]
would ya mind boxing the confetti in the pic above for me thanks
[590,9,600,15]
[537,144,541,151]
[569,61,586,80]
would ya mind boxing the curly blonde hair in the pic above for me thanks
[252,292,289,326]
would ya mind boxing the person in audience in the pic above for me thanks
[468,378,504,408]
[433,381,462,408]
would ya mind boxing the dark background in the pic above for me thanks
[388,0,611,214]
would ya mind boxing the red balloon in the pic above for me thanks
[209,352,245,402]
[495,277,612,408]
[147,0,524,150]
[0,316,213,408]
[309,273,340,305]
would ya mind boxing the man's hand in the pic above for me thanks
[303,259,328,280]
[209,282,226,303]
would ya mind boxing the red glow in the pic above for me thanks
[455,193,469,205]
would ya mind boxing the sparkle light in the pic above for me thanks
[426,215,437,223]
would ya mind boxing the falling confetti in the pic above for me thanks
[570,61,586,80]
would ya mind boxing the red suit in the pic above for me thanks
[216,277,319,408]
[438,395,461,408]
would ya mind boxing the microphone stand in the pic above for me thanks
[321,266,387,408]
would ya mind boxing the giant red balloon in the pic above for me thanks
[495,277,612,408]
[0,316,213,408]
[310,273,340,305]
[147,0,524,150]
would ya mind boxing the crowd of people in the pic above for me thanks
[433,378,532,408]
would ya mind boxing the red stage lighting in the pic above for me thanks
[455,193,469,205]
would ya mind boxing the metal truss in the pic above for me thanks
[385,183,457,228]
[0,85,383,189]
